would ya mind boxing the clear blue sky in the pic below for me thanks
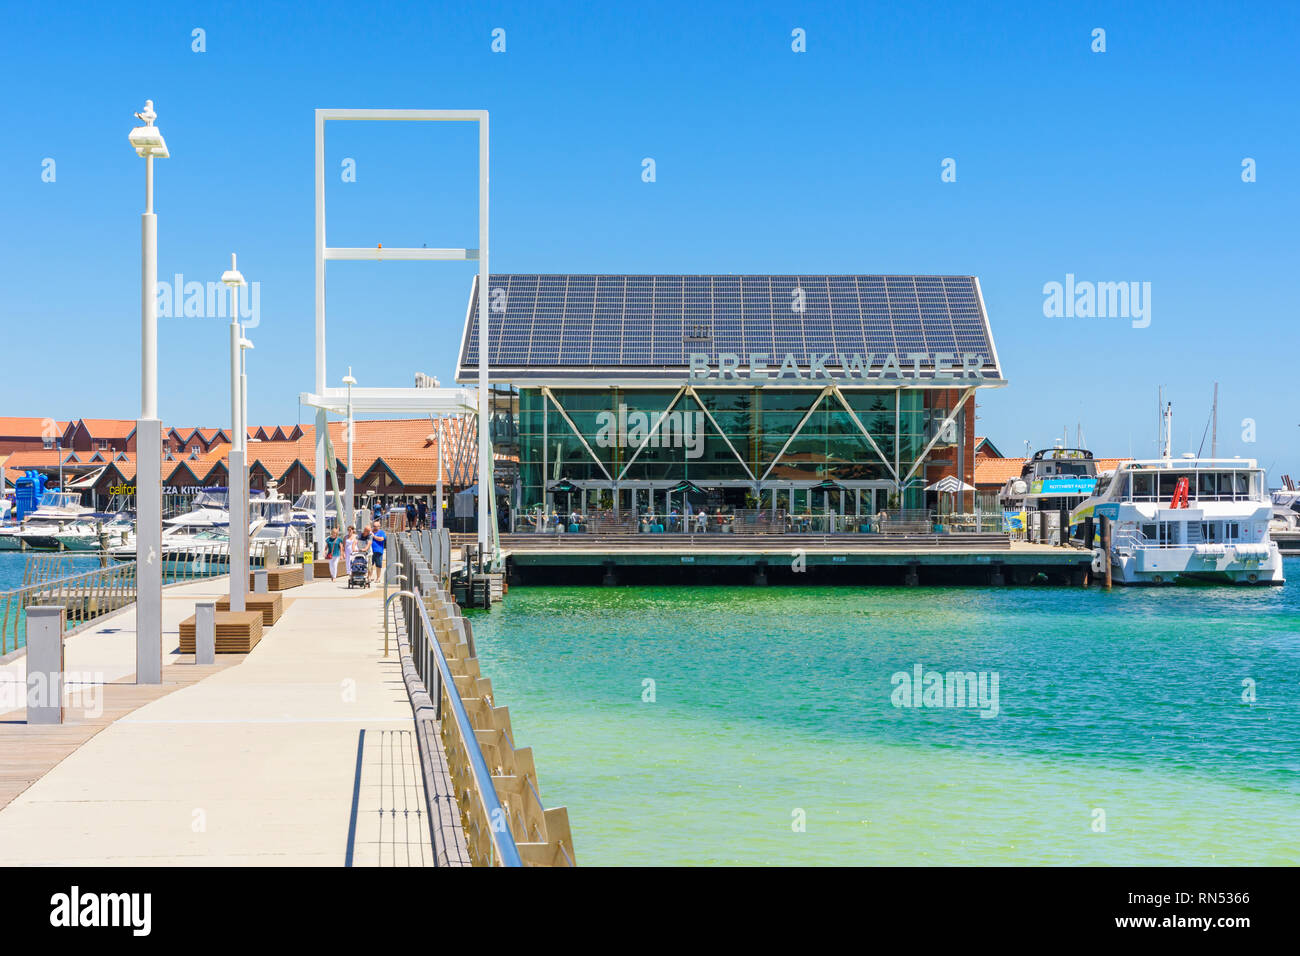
[2,1,1297,477]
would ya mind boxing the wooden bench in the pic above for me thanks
[249,566,304,591]
[179,610,263,654]
[216,593,284,627]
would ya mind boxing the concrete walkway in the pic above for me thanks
[0,575,429,866]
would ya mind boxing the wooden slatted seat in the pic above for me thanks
[216,593,284,626]
[178,610,263,653]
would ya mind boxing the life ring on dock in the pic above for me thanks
[1090,549,1105,574]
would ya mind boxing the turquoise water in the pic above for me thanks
[0,552,225,651]
[467,560,1300,865]
[0,552,105,592]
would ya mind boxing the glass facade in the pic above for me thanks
[517,387,963,513]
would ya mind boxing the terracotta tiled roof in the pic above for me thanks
[0,417,68,438]
[973,458,1027,487]
[4,419,475,489]
[74,418,137,439]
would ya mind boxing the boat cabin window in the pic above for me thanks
[1055,462,1092,476]
[1128,469,1261,502]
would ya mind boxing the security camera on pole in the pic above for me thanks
[129,100,169,684]
[222,254,248,612]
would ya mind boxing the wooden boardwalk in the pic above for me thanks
[0,658,242,811]
[0,576,445,866]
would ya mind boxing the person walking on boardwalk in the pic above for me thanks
[342,525,358,584]
[325,527,343,581]
[416,498,428,530]
[369,520,387,583]
[695,507,708,533]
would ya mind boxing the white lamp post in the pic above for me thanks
[129,100,168,684]
[222,254,248,612]
[342,369,356,529]
[240,335,254,449]
[240,335,253,448]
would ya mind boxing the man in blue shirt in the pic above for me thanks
[369,520,387,583]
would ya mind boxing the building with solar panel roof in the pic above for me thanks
[457,274,1005,523]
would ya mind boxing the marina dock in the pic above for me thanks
[502,533,1094,586]
[0,529,573,866]
[0,575,431,865]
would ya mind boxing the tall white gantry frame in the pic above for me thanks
[301,109,490,559]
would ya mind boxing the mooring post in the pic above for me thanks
[195,600,216,665]
[602,560,618,587]
[25,606,65,725]
[1100,515,1112,590]
[990,562,1005,587]
[1058,506,1070,546]
[904,562,920,587]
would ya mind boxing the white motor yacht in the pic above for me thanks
[1071,455,1283,585]
[0,491,96,551]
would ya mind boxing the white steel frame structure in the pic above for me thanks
[300,108,491,557]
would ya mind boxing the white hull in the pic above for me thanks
[1108,543,1285,585]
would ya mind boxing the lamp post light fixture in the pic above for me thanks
[130,99,168,685]
[342,369,357,529]
[222,254,249,612]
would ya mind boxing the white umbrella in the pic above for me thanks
[926,475,975,494]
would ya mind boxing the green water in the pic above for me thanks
[467,560,1300,865]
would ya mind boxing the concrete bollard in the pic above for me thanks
[195,601,216,665]
[303,560,314,582]
[25,606,65,725]
[253,569,268,594]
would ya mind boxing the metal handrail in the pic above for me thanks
[394,536,522,868]
[413,589,522,867]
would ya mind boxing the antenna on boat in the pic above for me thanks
[1162,402,1173,459]
[1211,382,1218,457]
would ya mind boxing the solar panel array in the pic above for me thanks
[458,275,998,378]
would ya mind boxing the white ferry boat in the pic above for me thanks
[1071,455,1283,585]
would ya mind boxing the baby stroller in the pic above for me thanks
[347,553,370,589]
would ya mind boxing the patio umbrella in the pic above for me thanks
[669,480,704,496]
[925,475,975,494]
[463,483,511,496]
[926,475,976,518]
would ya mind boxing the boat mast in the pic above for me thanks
[1162,402,1173,459]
